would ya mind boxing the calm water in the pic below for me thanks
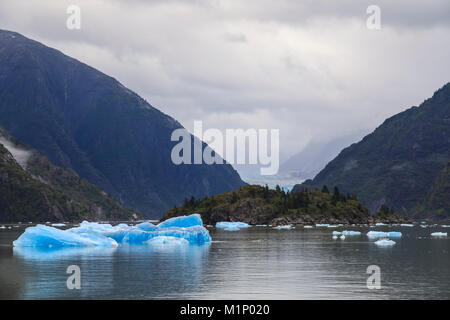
[0,224,448,299]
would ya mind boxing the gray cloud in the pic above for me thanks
[0,0,449,170]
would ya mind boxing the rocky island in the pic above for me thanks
[163,185,408,226]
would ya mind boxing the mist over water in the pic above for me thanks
[0,225,449,299]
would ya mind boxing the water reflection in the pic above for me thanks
[1,226,448,299]
[11,243,210,299]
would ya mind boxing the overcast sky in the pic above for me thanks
[1,0,449,168]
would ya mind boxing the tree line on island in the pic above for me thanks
[164,184,405,225]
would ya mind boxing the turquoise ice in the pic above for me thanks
[13,214,211,247]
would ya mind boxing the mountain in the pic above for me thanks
[411,161,450,220]
[0,126,140,223]
[294,83,450,219]
[162,185,407,225]
[0,29,244,218]
[280,132,366,180]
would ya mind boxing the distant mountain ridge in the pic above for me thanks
[0,29,245,218]
[294,83,450,220]
[280,132,366,180]
[0,126,140,223]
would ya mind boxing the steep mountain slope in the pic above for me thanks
[0,29,244,218]
[295,83,450,218]
[411,162,450,220]
[0,127,140,223]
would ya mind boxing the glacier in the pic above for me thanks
[13,214,211,247]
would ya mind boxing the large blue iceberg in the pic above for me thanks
[13,214,211,247]
[12,224,118,247]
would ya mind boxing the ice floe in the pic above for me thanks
[342,231,361,236]
[13,214,211,247]
[273,225,293,230]
[51,223,66,227]
[367,231,402,239]
[303,226,313,229]
[374,239,396,246]
[400,224,414,227]
[431,232,447,237]
[216,222,250,231]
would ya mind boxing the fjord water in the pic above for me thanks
[0,225,448,299]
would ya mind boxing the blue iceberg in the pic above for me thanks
[216,222,250,230]
[342,230,361,236]
[367,231,402,239]
[13,224,118,248]
[157,214,203,228]
[13,214,211,247]
[145,236,189,246]
[135,221,157,231]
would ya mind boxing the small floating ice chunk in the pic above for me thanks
[367,231,402,239]
[332,235,338,240]
[400,224,414,227]
[375,223,386,226]
[0,225,5,229]
[340,235,345,240]
[442,225,450,228]
[157,214,203,228]
[216,222,250,230]
[375,239,396,246]
[315,224,329,227]
[51,223,66,227]
[332,231,341,235]
[145,236,189,246]
[431,232,447,237]
[326,225,338,228]
[303,226,313,229]
[342,230,361,236]
[273,225,293,230]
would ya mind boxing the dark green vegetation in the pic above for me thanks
[163,185,406,225]
[295,83,450,220]
[411,162,450,220]
[0,30,244,218]
[0,127,140,223]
